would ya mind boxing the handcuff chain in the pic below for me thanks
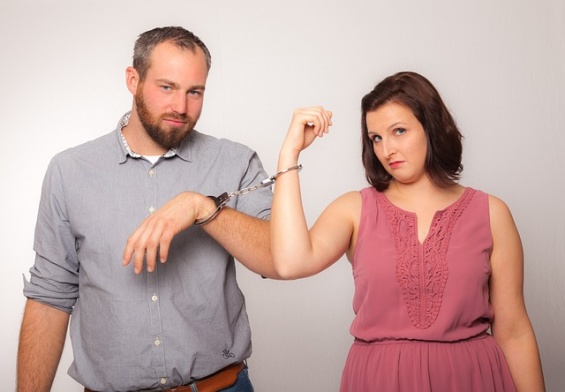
[229,164,302,198]
[195,164,302,226]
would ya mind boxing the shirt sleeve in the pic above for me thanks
[234,149,273,220]
[23,157,79,314]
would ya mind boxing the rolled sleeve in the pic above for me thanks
[24,157,79,313]
[233,150,273,220]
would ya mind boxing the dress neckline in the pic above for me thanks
[375,187,475,245]
[377,187,473,217]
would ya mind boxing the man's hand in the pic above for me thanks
[122,191,216,274]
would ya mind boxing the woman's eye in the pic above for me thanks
[394,127,406,135]
[370,134,382,143]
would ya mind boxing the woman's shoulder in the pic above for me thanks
[473,189,511,214]
[487,193,514,226]
[323,191,363,221]
[461,187,513,218]
[331,190,362,208]
[471,191,517,239]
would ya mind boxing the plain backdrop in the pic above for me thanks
[1,0,564,391]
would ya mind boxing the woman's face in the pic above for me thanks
[366,102,428,186]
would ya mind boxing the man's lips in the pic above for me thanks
[163,118,187,126]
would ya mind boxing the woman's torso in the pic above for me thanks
[350,186,494,342]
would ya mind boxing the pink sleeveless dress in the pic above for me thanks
[340,187,516,391]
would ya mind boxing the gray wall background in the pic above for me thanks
[1,0,563,391]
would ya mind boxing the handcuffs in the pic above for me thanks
[194,164,302,226]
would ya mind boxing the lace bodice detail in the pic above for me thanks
[376,189,475,329]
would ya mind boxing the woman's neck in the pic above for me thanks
[385,179,464,212]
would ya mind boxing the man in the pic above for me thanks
[18,26,278,392]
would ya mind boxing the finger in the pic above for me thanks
[319,107,332,123]
[132,246,146,274]
[306,107,330,137]
[122,225,144,266]
[158,227,175,263]
[122,239,134,266]
[144,241,158,273]
[131,220,157,274]
[142,220,167,272]
[303,120,322,138]
[320,109,332,134]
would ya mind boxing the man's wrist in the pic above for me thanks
[194,192,229,226]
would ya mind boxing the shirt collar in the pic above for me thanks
[118,112,180,160]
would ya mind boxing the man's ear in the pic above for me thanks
[125,66,140,94]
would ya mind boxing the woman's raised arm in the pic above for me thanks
[271,107,359,279]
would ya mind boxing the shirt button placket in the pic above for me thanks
[146,164,168,382]
[149,281,167,382]
[148,167,156,214]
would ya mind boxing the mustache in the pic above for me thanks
[161,112,189,122]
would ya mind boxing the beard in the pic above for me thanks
[134,91,198,150]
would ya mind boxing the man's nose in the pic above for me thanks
[171,93,187,114]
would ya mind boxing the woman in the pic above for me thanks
[270,71,545,391]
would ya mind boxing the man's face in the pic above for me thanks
[134,41,209,150]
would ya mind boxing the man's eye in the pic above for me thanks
[161,85,171,91]
[188,90,202,97]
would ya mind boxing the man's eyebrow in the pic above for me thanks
[189,85,206,91]
[156,79,206,91]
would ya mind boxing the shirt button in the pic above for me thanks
[148,169,155,177]
[160,378,167,385]
[154,338,161,346]
[149,206,155,213]
[151,294,158,302]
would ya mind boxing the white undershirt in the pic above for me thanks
[144,155,161,164]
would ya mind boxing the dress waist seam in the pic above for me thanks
[353,331,490,346]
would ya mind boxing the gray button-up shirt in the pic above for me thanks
[24,113,273,391]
